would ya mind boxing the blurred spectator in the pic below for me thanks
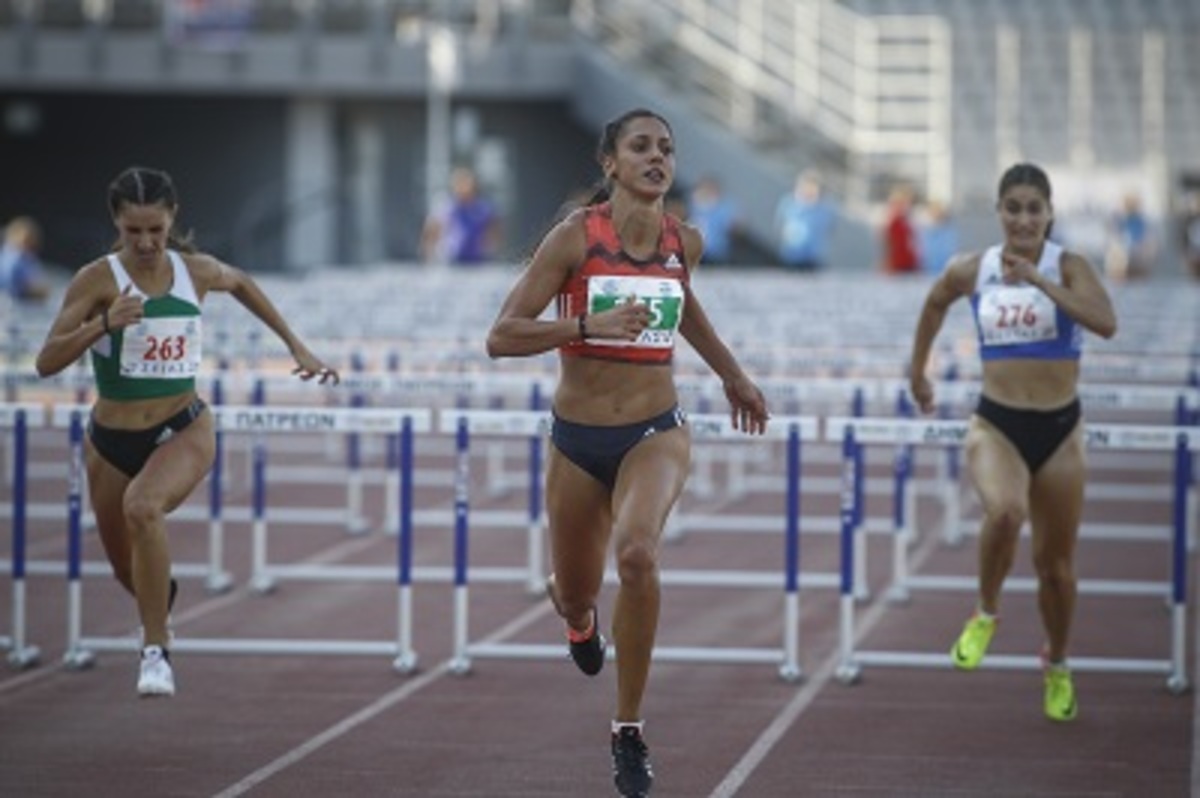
[881,184,920,274]
[919,199,959,275]
[686,175,738,265]
[0,216,51,302]
[420,166,500,265]
[1181,192,1200,280]
[1104,192,1157,281]
[774,169,838,272]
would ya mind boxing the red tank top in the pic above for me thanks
[558,203,690,365]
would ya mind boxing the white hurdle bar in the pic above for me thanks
[826,417,1194,693]
[438,408,822,682]
[1,403,44,669]
[58,405,431,673]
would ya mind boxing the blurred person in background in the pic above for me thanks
[34,166,339,699]
[908,162,1116,723]
[420,165,501,265]
[486,108,769,797]
[919,199,959,276]
[0,215,52,303]
[774,169,838,272]
[1181,192,1200,280]
[686,175,738,265]
[1104,192,1158,281]
[881,183,920,274]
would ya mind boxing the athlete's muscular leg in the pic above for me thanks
[1029,427,1085,663]
[545,446,613,635]
[609,428,690,723]
[85,442,136,595]
[964,417,1030,615]
[124,415,215,647]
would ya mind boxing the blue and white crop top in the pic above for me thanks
[970,241,1081,361]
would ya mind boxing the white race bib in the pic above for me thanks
[586,275,685,348]
[977,285,1058,347]
[119,316,203,379]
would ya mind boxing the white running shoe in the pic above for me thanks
[137,645,175,698]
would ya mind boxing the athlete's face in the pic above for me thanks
[114,202,175,266]
[997,184,1052,256]
[605,116,675,201]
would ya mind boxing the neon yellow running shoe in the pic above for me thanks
[1044,665,1078,722]
[950,613,997,670]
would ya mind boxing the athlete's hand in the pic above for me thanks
[291,346,340,385]
[106,285,143,330]
[1000,251,1040,287]
[592,296,651,341]
[724,375,769,435]
[910,373,935,414]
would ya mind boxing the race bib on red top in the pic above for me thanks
[585,275,685,348]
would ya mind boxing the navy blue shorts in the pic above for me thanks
[975,395,1081,474]
[88,397,208,478]
[550,406,687,491]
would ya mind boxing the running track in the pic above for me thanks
[0,427,1194,797]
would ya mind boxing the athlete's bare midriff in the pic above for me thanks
[980,359,1079,409]
[92,392,200,430]
[554,357,678,425]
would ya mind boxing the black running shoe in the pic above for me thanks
[611,727,654,797]
[568,607,607,677]
[545,575,607,676]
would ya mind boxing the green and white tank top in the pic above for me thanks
[91,251,203,401]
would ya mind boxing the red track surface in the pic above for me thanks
[1,430,1194,797]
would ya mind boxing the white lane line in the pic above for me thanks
[708,531,942,798]
[211,600,556,798]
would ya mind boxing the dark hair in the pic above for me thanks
[584,108,674,206]
[107,166,195,252]
[997,162,1054,239]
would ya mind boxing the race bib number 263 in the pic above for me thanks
[119,317,203,379]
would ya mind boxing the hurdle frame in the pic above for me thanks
[438,408,822,683]
[57,405,430,673]
[827,416,1193,694]
[2,404,43,669]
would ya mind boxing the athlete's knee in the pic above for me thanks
[982,496,1026,536]
[122,492,166,536]
[1033,551,1075,591]
[614,537,659,588]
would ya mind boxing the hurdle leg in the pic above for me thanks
[836,430,862,684]
[7,580,40,669]
[393,585,419,674]
[780,591,802,682]
[6,412,39,669]
[345,466,370,535]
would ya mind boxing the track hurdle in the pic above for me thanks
[59,405,429,673]
[438,408,821,682]
[827,416,1194,693]
[1,403,43,668]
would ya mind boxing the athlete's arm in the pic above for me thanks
[909,252,978,413]
[1013,250,1117,339]
[35,261,113,377]
[190,254,338,384]
[676,225,768,434]
[486,211,650,358]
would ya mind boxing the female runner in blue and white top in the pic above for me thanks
[908,163,1117,722]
